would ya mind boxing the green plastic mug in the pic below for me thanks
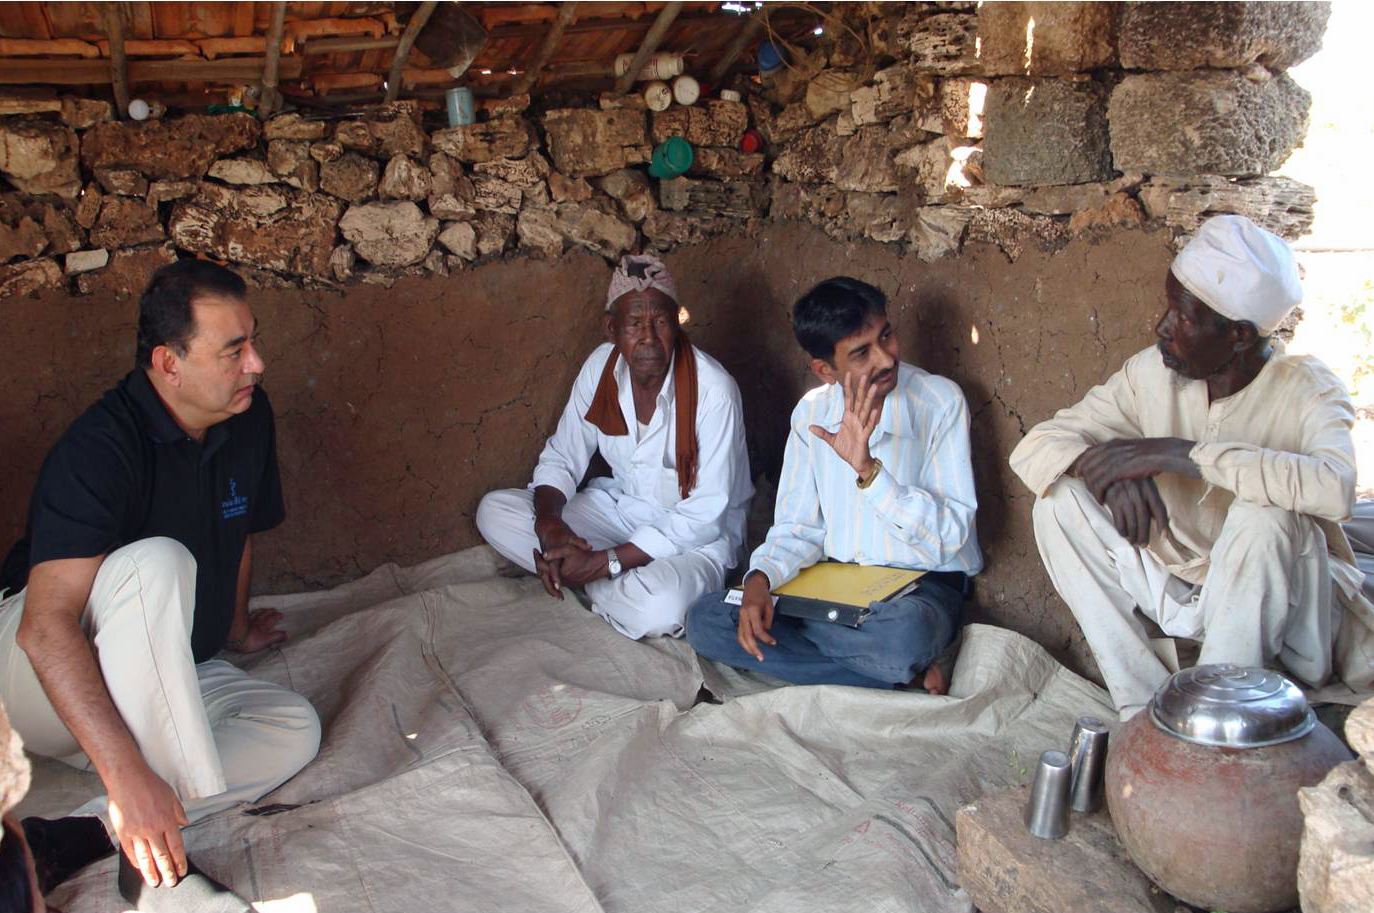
[648,136,694,179]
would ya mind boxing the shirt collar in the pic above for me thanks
[613,346,677,424]
[124,369,187,445]
[123,369,232,458]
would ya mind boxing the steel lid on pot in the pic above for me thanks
[1149,663,1315,748]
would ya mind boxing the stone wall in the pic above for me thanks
[0,2,1326,297]
[0,2,1329,675]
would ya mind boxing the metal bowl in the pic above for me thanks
[1149,663,1315,748]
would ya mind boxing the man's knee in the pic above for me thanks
[90,537,197,626]
[268,690,322,782]
[1220,500,1304,547]
[1033,477,1097,529]
[869,597,954,678]
[475,489,532,541]
[613,592,690,639]
[107,537,196,578]
[685,591,733,653]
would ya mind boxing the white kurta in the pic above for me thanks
[478,342,752,639]
[1010,344,1374,713]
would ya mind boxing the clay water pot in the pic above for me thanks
[1105,665,1351,913]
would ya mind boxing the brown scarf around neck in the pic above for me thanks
[584,332,699,499]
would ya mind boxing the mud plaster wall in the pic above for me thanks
[1,220,1172,675]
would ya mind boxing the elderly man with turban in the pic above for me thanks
[1012,214,1374,719]
[477,254,752,639]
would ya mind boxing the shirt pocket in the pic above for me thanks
[652,466,683,509]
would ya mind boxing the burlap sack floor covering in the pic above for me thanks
[17,545,1115,913]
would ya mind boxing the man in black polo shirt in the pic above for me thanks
[0,260,319,910]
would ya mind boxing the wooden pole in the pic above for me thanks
[102,5,129,119]
[259,2,287,118]
[384,0,439,103]
[511,1,578,95]
[708,15,764,84]
[612,1,682,95]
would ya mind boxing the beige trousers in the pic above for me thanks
[1033,478,1337,719]
[476,488,726,640]
[0,537,320,827]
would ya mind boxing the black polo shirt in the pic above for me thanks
[1,369,285,662]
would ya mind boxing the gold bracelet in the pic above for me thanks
[856,458,883,489]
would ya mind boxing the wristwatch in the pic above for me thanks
[856,458,883,489]
[606,547,623,578]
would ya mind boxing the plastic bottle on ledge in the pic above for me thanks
[614,52,685,82]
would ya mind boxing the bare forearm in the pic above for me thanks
[533,485,567,523]
[21,614,143,783]
[228,537,252,644]
[612,542,651,572]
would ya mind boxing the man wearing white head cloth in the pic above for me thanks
[1011,214,1374,719]
[476,254,752,639]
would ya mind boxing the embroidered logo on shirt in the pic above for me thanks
[221,478,249,520]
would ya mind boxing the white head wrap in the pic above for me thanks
[1170,214,1302,336]
[606,254,677,312]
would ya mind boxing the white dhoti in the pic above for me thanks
[0,537,321,828]
[476,488,727,640]
[1033,477,1338,719]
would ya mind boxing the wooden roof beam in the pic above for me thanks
[259,2,287,118]
[101,5,130,119]
[384,0,439,103]
[0,57,304,86]
[612,1,682,96]
[0,38,99,58]
[511,2,578,95]
[302,36,400,55]
[708,15,764,83]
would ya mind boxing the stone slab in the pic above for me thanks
[74,242,175,298]
[432,116,533,164]
[1120,1,1330,72]
[544,108,649,178]
[894,11,979,74]
[983,77,1112,186]
[64,248,108,274]
[1109,70,1309,178]
[978,2,1118,76]
[168,184,342,278]
[1138,174,1315,241]
[956,785,1174,913]
[1298,760,1374,913]
[0,120,80,198]
[81,113,260,180]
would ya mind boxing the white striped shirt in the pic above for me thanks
[748,362,983,588]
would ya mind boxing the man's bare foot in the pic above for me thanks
[920,661,949,695]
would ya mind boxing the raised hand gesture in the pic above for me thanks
[808,371,881,475]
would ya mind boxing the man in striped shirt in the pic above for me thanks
[686,277,982,691]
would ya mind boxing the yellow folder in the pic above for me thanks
[774,561,925,607]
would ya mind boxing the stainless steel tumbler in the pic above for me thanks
[1025,749,1071,838]
[1068,716,1109,813]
